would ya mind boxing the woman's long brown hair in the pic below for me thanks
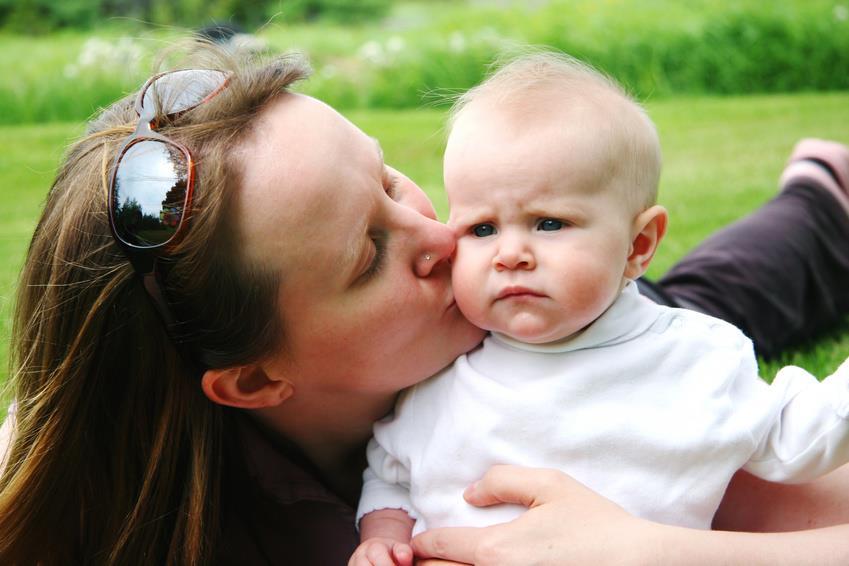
[0,45,309,564]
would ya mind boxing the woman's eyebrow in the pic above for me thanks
[370,137,384,162]
[341,221,370,281]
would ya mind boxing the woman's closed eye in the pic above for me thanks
[354,169,397,282]
[382,168,400,200]
[360,231,388,281]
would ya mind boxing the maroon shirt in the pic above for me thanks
[215,415,361,565]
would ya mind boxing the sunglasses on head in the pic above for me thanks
[108,69,229,333]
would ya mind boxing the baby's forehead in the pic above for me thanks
[458,78,626,122]
[453,97,633,171]
[453,103,616,171]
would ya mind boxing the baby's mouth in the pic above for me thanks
[495,286,546,300]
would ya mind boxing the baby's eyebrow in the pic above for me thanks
[449,208,489,229]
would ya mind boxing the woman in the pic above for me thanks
[0,46,847,564]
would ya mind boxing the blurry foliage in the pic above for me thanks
[299,2,849,109]
[268,0,392,24]
[521,1,849,97]
[0,0,392,31]
[0,0,100,33]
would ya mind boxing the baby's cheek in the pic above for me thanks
[451,258,491,330]
[565,265,623,322]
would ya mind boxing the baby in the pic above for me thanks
[349,52,849,565]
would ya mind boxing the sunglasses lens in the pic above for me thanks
[141,69,229,116]
[112,140,189,247]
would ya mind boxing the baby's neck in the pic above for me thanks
[493,320,593,349]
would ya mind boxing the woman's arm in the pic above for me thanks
[412,465,849,566]
[714,465,849,532]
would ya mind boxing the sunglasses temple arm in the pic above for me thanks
[142,272,179,331]
[141,272,208,373]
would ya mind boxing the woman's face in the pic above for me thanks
[235,94,484,398]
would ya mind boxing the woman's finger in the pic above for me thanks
[463,464,578,508]
[411,526,484,563]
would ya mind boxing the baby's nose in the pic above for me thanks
[493,239,535,271]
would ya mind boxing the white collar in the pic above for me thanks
[491,282,663,354]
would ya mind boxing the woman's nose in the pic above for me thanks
[387,165,440,221]
[493,234,535,271]
[414,217,456,277]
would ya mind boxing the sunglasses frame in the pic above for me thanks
[107,69,229,332]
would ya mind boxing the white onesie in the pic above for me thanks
[358,284,849,533]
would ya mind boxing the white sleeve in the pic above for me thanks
[355,436,418,527]
[0,401,17,476]
[745,358,849,483]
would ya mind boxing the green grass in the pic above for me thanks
[2,92,849,384]
[0,122,86,383]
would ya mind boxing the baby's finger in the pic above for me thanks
[349,550,371,566]
[392,541,414,566]
[366,543,397,566]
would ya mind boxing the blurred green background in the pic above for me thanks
[1,0,849,386]
[2,0,849,123]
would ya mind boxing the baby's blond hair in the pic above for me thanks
[450,50,662,211]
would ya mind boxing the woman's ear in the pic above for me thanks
[201,364,295,409]
[624,205,668,280]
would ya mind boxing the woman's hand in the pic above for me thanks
[411,465,656,565]
[413,465,849,565]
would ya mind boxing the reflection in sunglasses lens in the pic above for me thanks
[112,140,188,247]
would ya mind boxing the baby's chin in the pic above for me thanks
[482,317,577,345]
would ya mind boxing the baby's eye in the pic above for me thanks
[537,218,564,231]
[472,223,497,238]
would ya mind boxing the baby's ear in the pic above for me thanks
[624,205,668,280]
[201,364,295,409]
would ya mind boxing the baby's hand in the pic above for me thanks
[348,537,414,566]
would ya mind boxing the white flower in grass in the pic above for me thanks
[449,32,467,53]
[359,40,386,65]
[319,64,338,79]
[65,36,144,80]
[386,35,405,53]
[79,38,110,67]
[835,5,848,20]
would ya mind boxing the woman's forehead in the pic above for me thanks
[234,94,382,268]
[245,94,380,186]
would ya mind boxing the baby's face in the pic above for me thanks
[445,104,638,344]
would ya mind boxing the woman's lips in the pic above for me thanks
[495,286,546,300]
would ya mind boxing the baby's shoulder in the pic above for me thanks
[650,304,752,351]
